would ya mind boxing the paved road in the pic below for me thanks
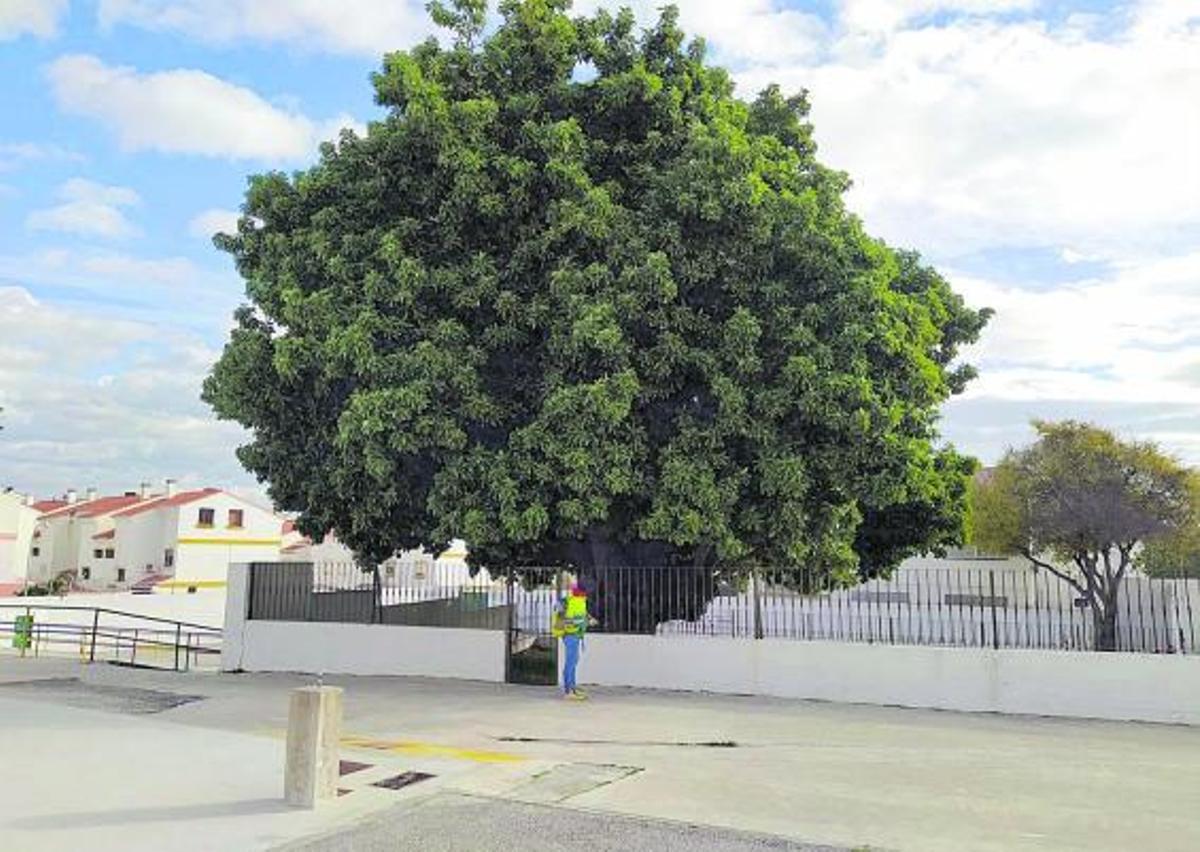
[281,792,848,852]
[2,655,1198,851]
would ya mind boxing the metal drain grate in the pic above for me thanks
[372,771,435,791]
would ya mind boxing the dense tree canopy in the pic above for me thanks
[973,421,1192,650]
[204,0,989,585]
[1138,471,1200,578]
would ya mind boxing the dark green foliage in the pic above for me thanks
[204,1,988,588]
[974,421,1193,650]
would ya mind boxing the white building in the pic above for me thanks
[107,487,284,591]
[281,530,483,597]
[0,491,51,593]
[28,489,150,587]
[25,482,285,592]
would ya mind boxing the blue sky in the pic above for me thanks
[1,0,1198,499]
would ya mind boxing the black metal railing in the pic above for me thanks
[247,560,512,629]
[0,604,222,671]
[244,561,1200,655]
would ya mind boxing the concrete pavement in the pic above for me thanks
[1,656,1198,851]
[282,793,845,851]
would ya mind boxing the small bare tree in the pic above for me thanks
[973,421,1192,651]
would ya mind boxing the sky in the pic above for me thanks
[0,0,1198,500]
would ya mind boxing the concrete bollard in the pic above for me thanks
[284,686,343,808]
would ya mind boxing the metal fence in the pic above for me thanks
[0,603,223,671]
[245,561,1200,654]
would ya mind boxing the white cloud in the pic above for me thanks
[102,0,827,66]
[0,0,68,40]
[0,286,253,496]
[838,0,1038,35]
[0,284,151,367]
[952,249,1200,408]
[543,3,1200,265]
[0,142,83,172]
[97,0,434,56]
[572,0,828,66]
[46,55,362,162]
[0,248,236,331]
[26,178,142,239]
[188,208,241,240]
[736,9,1200,261]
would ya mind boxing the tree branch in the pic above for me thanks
[1022,548,1087,596]
[1073,553,1099,596]
[1114,542,1133,585]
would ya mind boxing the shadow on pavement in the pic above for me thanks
[9,798,293,830]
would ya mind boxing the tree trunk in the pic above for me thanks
[1091,591,1120,652]
[370,564,382,624]
[565,530,718,635]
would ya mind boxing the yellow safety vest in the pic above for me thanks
[552,595,588,637]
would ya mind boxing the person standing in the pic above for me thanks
[555,582,589,700]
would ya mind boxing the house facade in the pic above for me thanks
[0,491,46,590]
[28,491,150,587]
[24,482,285,592]
[109,488,284,590]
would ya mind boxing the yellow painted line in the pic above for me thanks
[176,538,282,546]
[341,734,525,764]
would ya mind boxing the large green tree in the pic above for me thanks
[973,421,1192,651]
[1138,471,1200,579]
[204,1,989,614]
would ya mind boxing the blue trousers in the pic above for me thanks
[562,634,581,693]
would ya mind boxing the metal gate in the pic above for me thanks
[505,570,562,686]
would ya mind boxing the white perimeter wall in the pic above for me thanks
[222,565,504,681]
[222,565,1199,724]
[580,634,1200,725]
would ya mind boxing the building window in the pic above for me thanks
[198,508,215,528]
[164,548,175,568]
[228,509,244,529]
[105,548,115,559]
[117,568,126,582]
[31,547,39,557]
[94,548,103,559]
[81,567,91,580]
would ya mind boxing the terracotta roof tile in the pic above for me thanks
[113,488,223,518]
[41,495,146,519]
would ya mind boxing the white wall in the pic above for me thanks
[579,634,1200,725]
[28,514,81,580]
[75,516,122,590]
[221,564,504,680]
[230,621,506,682]
[173,494,282,585]
[26,518,57,582]
[0,494,38,582]
[115,508,171,582]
